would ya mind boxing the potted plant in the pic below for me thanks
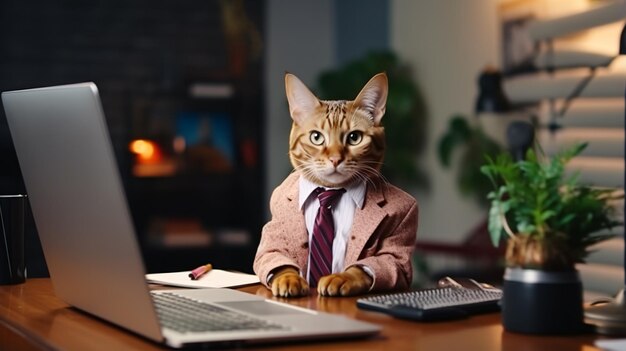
[481,142,622,334]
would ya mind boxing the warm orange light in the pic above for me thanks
[129,139,157,161]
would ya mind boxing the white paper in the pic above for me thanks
[146,269,260,289]
[596,338,626,351]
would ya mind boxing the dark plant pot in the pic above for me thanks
[502,268,586,334]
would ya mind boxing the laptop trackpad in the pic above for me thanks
[219,301,309,316]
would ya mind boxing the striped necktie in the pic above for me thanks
[309,187,345,287]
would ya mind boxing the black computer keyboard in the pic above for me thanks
[357,278,502,321]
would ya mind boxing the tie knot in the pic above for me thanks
[315,187,346,208]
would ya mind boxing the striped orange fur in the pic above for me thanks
[285,73,388,188]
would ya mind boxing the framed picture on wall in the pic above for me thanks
[175,111,235,174]
[498,1,537,75]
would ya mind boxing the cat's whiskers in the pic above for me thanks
[303,167,317,180]
[293,163,316,180]
[343,162,387,189]
[355,172,379,190]
[359,160,385,168]
[363,165,388,185]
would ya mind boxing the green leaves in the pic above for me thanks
[438,115,503,206]
[487,189,509,246]
[438,116,471,167]
[481,142,622,267]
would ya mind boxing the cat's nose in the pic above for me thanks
[329,156,342,168]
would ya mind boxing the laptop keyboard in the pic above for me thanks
[151,292,289,333]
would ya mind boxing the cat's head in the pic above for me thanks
[285,72,387,188]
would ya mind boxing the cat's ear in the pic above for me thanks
[285,73,321,125]
[353,73,388,125]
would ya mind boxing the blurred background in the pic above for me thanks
[0,0,623,289]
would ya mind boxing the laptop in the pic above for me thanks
[1,83,380,348]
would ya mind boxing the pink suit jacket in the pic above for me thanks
[254,172,418,292]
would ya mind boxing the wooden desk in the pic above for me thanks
[0,278,607,350]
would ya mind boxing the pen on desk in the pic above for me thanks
[189,263,213,280]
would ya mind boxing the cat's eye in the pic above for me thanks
[347,131,363,145]
[309,131,325,145]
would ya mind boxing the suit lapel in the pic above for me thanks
[285,174,310,271]
[344,183,387,265]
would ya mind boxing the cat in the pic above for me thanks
[253,72,418,297]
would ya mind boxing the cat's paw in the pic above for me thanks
[317,266,373,297]
[270,267,309,297]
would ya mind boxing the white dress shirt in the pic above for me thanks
[299,177,366,281]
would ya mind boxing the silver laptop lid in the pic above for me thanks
[2,83,163,342]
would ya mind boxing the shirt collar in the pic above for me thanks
[298,176,366,210]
